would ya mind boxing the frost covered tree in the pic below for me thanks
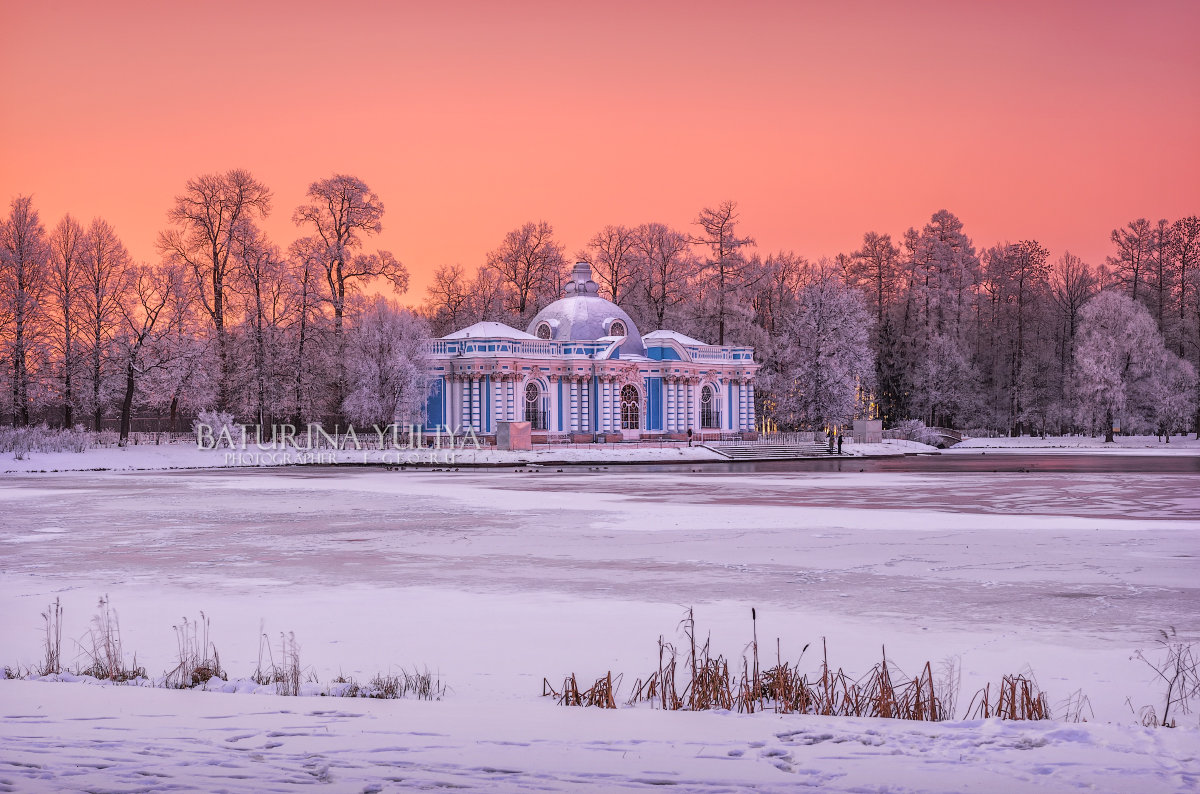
[905,210,980,341]
[1075,291,1173,441]
[981,240,1050,433]
[0,196,49,427]
[1149,354,1198,441]
[159,169,273,413]
[79,219,131,430]
[485,221,566,322]
[341,298,430,428]
[912,332,979,429]
[774,273,874,429]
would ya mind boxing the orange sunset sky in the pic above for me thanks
[2,0,1198,301]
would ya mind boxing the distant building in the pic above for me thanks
[424,262,759,439]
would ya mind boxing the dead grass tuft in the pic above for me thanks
[76,595,145,682]
[966,673,1051,720]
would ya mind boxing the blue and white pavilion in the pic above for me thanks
[424,262,759,439]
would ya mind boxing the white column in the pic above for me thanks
[609,379,617,431]
[691,381,700,431]
[471,376,480,431]
[672,380,681,431]
[458,376,470,432]
[663,380,671,432]
[601,379,608,431]
[666,380,674,431]
[564,379,573,429]
[491,378,501,432]
[581,377,591,431]
[747,384,756,431]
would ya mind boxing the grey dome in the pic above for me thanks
[527,262,644,355]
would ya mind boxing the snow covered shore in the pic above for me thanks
[950,434,1200,455]
[0,438,933,473]
[3,677,1194,793]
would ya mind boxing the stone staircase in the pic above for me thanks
[704,442,840,460]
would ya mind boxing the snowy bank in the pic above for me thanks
[949,434,1200,455]
[1,678,1195,793]
[0,438,934,473]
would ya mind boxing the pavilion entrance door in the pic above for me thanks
[619,384,640,440]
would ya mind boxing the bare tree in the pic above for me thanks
[630,222,694,332]
[292,174,408,409]
[747,250,809,335]
[580,225,638,305]
[485,221,566,321]
[48,215,85,426]
[284,236,326,422]
[1049,252,1096,430]
[115,262,180,444]
[0,196,49,426]
[849,231,900,326]
[231,222,284,427]
[424,263,472,335]
[1107,218,1154,303]
[79,219,132,430]
[159,169,272,413]
[692,201,755,345]
[1149,218,1177,336]
[1171,216,1200,434]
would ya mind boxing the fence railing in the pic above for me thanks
[713,431,821,446]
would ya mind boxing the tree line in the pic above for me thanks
[2,174,1198,440]
[424,204,1200,438]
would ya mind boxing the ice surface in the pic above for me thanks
[1,464,1197,791]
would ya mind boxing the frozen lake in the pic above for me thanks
[1,463,1198,791]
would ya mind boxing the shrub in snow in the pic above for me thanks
[0,425,94,459]
[341,298,431,428]
[167,613,225,689]
[891,419,944,447]
[78,595,145,683]
[193,410,238,448]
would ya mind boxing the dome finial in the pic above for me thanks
[566,261,598,296]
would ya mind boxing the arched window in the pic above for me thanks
[609,320,626,337]
[535,322,552,340]
[525,382,546,429]
[620,385,640,430]
[700,385,719,429]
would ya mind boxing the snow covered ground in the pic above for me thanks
[952,434,1200,455]
[0,438,931,474]
[1,464,1198,791]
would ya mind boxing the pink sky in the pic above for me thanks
[2,0,1197,300]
